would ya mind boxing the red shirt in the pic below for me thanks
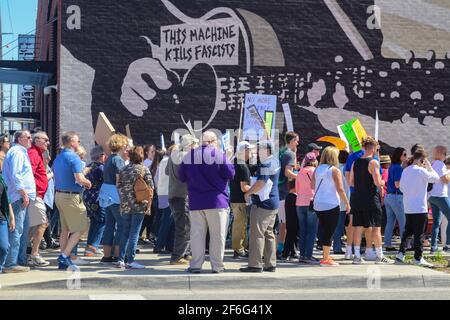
[28,144,48,198]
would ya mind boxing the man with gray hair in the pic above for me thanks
[166,134,199,265]
[26,131,52,267]
[178,131,235,273]
[2,130,36,273]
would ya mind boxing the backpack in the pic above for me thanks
[134,166,154,207]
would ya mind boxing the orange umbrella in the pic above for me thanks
[316,136,348,151]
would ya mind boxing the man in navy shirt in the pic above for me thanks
[53,131,92,270]
[240,140,280,273]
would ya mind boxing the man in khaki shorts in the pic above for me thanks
[27,131,52,267]
[53,131,92,270]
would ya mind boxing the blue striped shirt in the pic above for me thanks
[2,144,36,204]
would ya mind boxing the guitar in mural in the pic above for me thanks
[61,0,450,154]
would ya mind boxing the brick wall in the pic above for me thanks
[35,0,59,157]
[55,0,449,155]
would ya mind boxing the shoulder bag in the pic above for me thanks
[134,165,154,209]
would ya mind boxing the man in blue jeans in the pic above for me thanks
[2,130,36,273]
[429,146,450,253]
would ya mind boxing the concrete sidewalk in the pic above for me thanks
[1,246,450,291]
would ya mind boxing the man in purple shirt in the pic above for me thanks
[178,131,235,274]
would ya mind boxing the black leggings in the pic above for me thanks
[316,206,340,247]
[399,213,427,261]
[282,207,299,258]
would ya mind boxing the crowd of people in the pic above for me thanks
[0,129,449,273]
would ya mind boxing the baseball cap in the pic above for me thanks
[308,142,323,151]
[304,152,317,162]
[180,134,199,149]
[236,141,256,153]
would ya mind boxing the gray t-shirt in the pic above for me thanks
[166,150,188,200]
[278,149,296,200]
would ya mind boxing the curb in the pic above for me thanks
[5,274,450,291]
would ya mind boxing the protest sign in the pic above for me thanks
[160,133,166,151]
[95,112,115,155]
[242,94,277,141]
[375,110,379,141]
[222,131,231,152]
[264,111,274,139]
[337,118,367,152]
[282,103,294,132]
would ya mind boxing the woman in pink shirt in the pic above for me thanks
[296,152,319,264]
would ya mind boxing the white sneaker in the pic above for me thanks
[126,262,145,269]
[375,256,394,265]
[115,261,126,268]
[345,252,353,260]
[414,258,433,268]
[28,255,50,267]
[395,252,405,263]
[71,257,90,265]
[352,256,365,265]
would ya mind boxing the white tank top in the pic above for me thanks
[313,164,340,212]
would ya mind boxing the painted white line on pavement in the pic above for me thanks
[89,294,146,300]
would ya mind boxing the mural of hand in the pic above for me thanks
[120,57,177,117]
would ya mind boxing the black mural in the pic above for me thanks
[61,0,450,153]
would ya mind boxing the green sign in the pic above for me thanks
[338,118,367,152]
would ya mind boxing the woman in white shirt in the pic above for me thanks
[312,147,351,267]
[396,149,440,267]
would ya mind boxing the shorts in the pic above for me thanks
[351,193,382,228]
[277,200,286,223]
[351,206,382,228]
[345,193,355,227]
[28,197,48,227]
[55,192,88,233]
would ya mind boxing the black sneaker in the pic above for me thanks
[385,247,397,252]
[239,266,263,273]
[333,250,345,255]
[316,245,323,251]
[233,251,247,260]
[47,241,60,250]
[443,246,449,252]
[100,256,115,264]
[154,248,170,254]
[263,266,276,272]
[39,240,47,251]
